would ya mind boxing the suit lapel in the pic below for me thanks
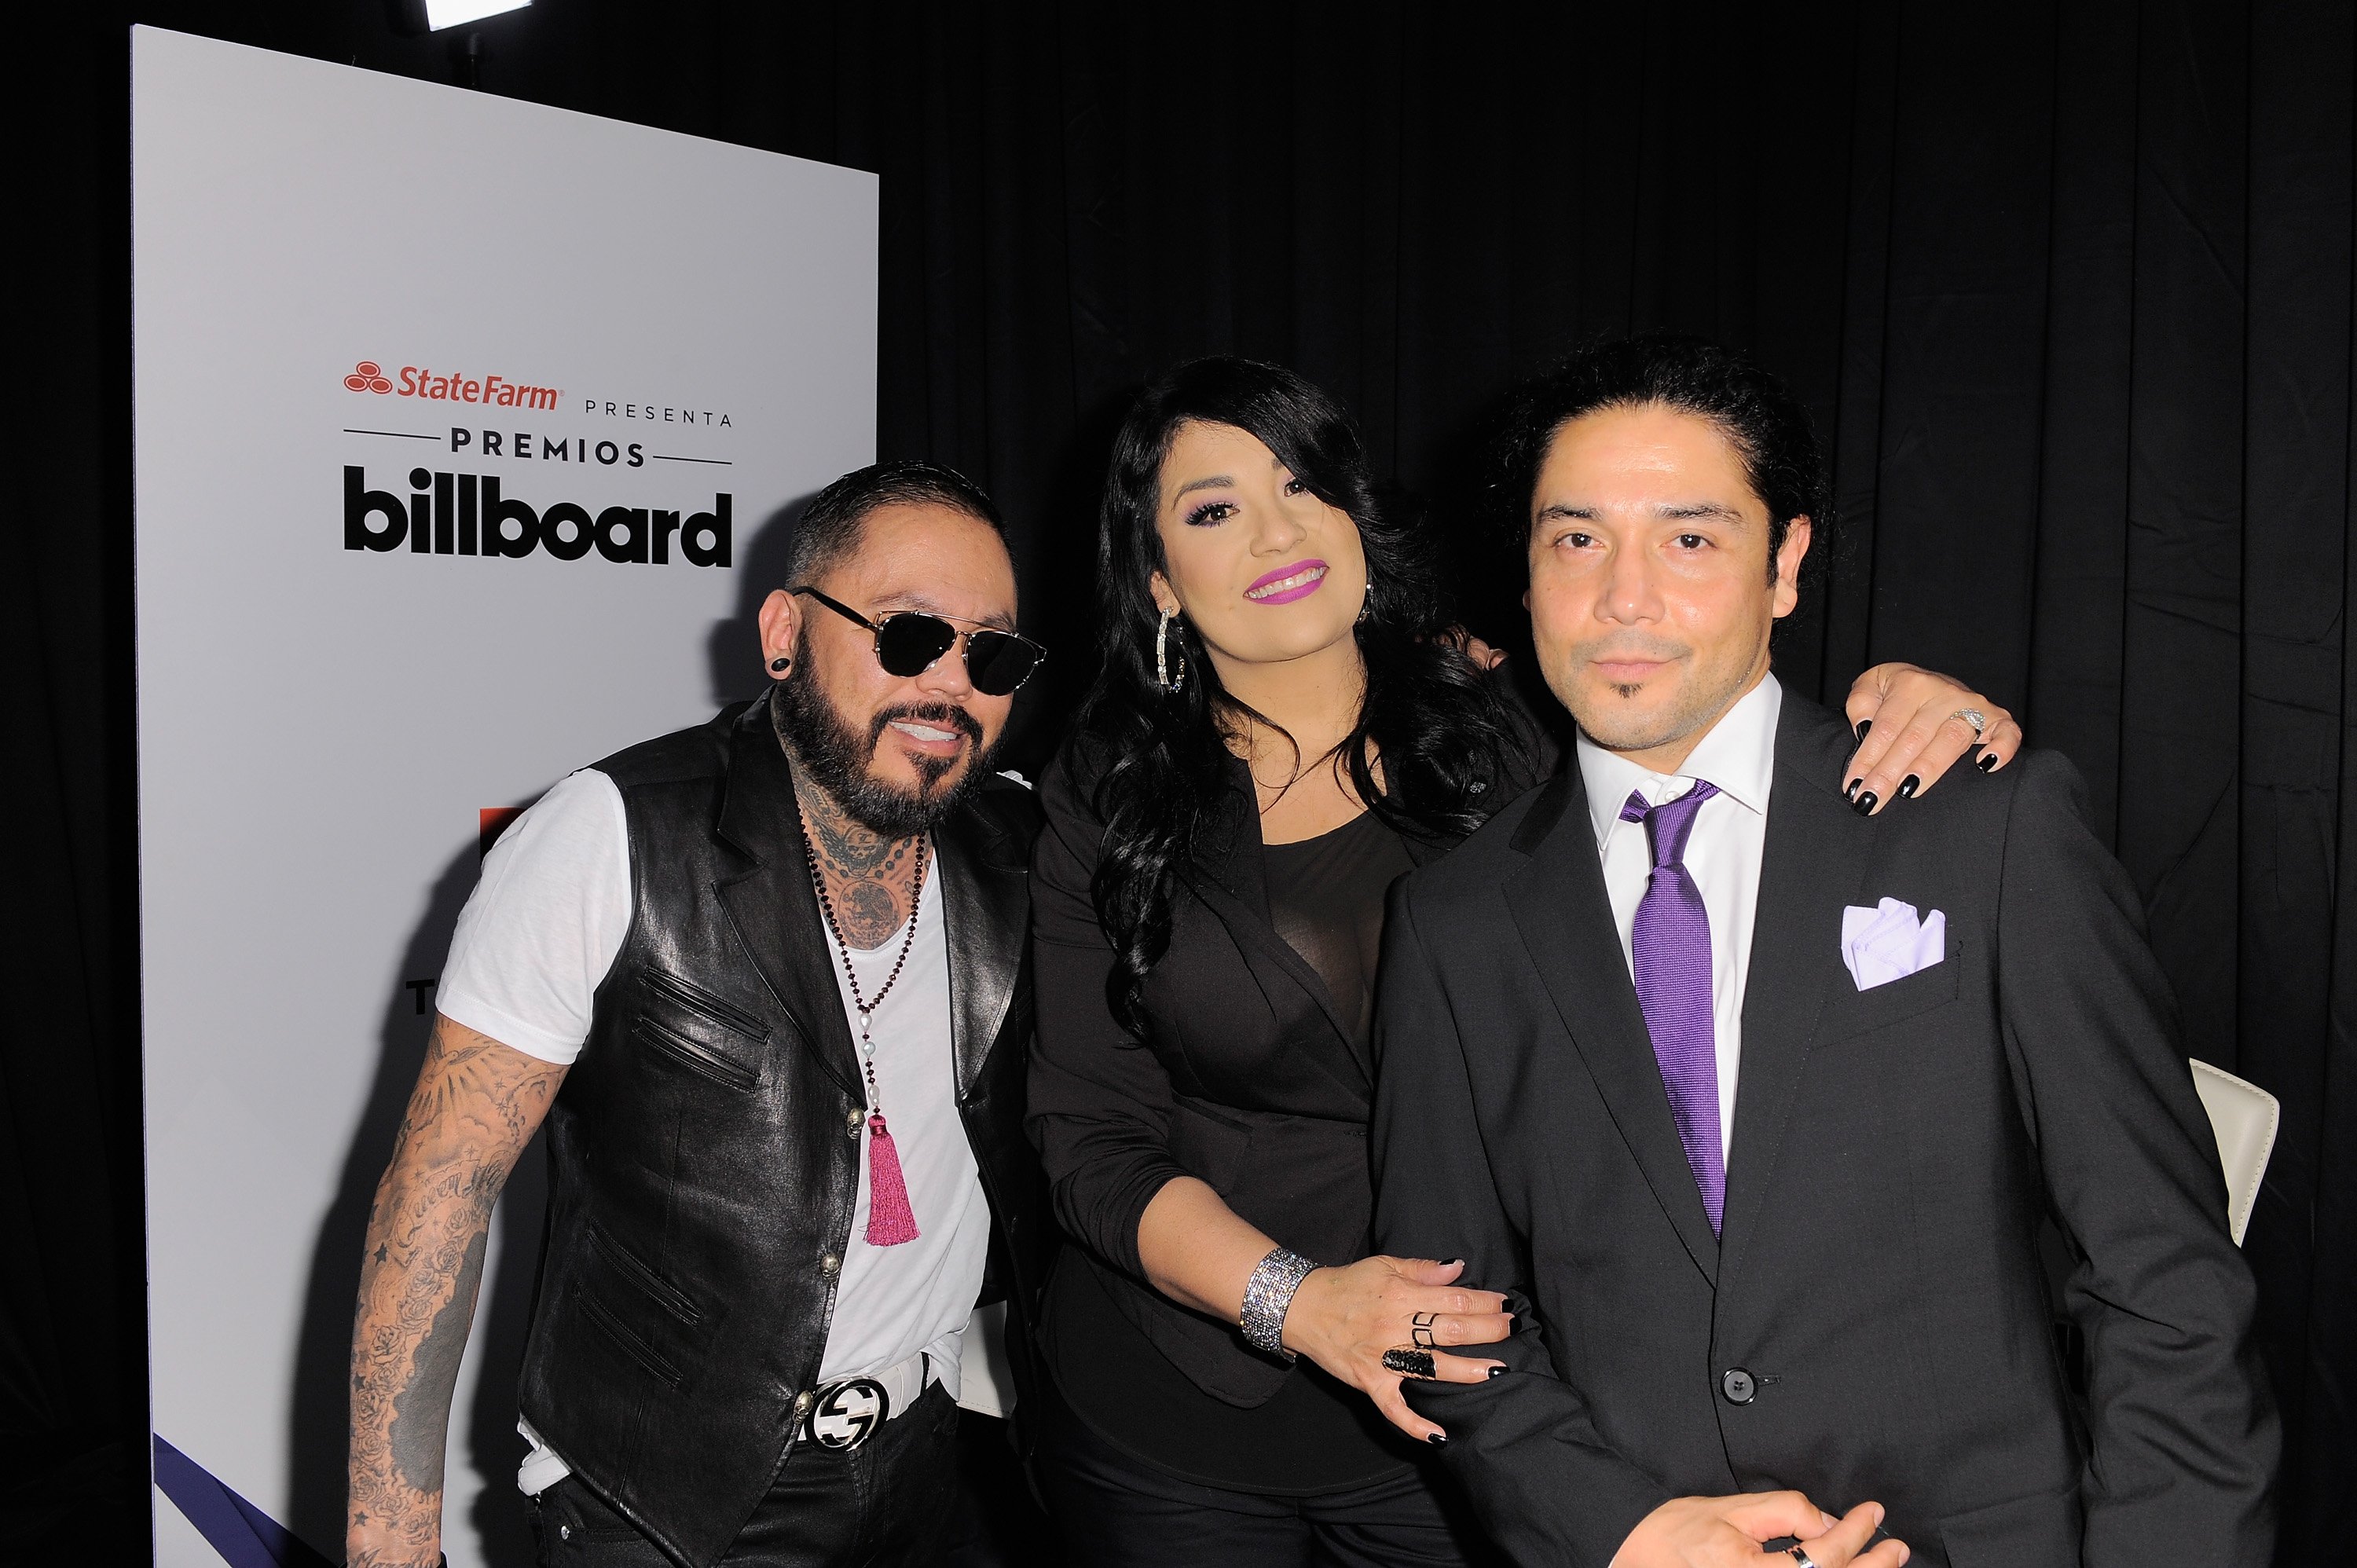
[935,800,1026,1101]
[1717,701,1875,1279]
[1503,771,1720,1285]
[1186,759,1373,1101]
[713,694,863,1096]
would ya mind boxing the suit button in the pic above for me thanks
[819,1252,841,1278]
[846,1107,866,1138]
[1721,1368,1757,1405]
[792,1389,815,1417]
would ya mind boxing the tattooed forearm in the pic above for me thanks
[387,1226,486,1494]
[347,1016,566,1568]
[786,756,923,948]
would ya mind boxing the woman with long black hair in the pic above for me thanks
[1025,357,2015,1565]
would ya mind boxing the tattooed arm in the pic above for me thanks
[347,1014,566,1568]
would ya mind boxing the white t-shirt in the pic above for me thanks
[438,768,990,1492]
[1574,673,1781,1162]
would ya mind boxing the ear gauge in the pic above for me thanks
[768,656,791,673]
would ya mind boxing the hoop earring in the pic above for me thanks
[1155,609,1187,694]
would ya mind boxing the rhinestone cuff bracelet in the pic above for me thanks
[1240,1246,1318,1359]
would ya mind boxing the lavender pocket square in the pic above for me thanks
[1840,897,1946,991]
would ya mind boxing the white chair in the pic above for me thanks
[2190,1059,2279,1247]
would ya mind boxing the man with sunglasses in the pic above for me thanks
[346,461,1056,1568]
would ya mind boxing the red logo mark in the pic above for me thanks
[480,806,526,859]
[344,360,394,394]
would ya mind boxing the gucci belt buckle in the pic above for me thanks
[803,1376,891,1451]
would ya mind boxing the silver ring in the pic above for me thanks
[1788,1548,1820,1568]
[1949,707,1989,739]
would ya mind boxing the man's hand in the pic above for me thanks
[346,1016,565,1568]
[1611,1494,1909,1568]
[1435,625,1510,670]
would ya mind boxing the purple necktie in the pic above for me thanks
[1620,782,1725,1234]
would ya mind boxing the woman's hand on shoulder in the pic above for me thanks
[1281,1255,1512,1442]
[1843,663,2022,815]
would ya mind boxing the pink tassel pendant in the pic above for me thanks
[863,1112,921,1246]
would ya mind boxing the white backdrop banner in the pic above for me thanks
[131,27,877,1566]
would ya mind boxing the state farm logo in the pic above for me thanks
[343,357,560,411]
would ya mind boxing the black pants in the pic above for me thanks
[1035,1387,1494,1568]
[531,1381,962,1568]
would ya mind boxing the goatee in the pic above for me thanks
[770,656,997,838]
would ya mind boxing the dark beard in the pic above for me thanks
[770,655,996,838]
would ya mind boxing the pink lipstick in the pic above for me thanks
[1244,559,1329,606]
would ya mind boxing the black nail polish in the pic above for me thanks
[1853,790,1879,816]
[1896,775,1919,801]
[1486,1365,1508,1379]
[1854,719,1871,741]
[1977,753,1999,772]
[1426,1433,1448,1447]
[1844,778,1861,802]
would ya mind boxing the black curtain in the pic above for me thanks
[9,2,2350,1561]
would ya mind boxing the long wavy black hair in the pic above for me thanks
[1072,357,1530,1031]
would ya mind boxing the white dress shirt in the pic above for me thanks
[1574,673,1782,1162]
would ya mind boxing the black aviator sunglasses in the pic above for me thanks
[792,586,1046,697]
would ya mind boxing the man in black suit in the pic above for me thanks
[1369,336,2276,1568]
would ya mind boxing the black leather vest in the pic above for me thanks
[516,694,1050,1568]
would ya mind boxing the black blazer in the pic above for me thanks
[1025,741,1468,1405]
[1371,695,2276,1568]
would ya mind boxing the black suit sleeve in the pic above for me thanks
[1995,753,2278,1565]
[1024,754,1191,1280]
[1372,881,1670,1566]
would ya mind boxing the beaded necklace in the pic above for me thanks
[800,820,928,1247]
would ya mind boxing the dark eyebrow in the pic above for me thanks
[1534,501,1747,526]
[874,593,1018,632]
